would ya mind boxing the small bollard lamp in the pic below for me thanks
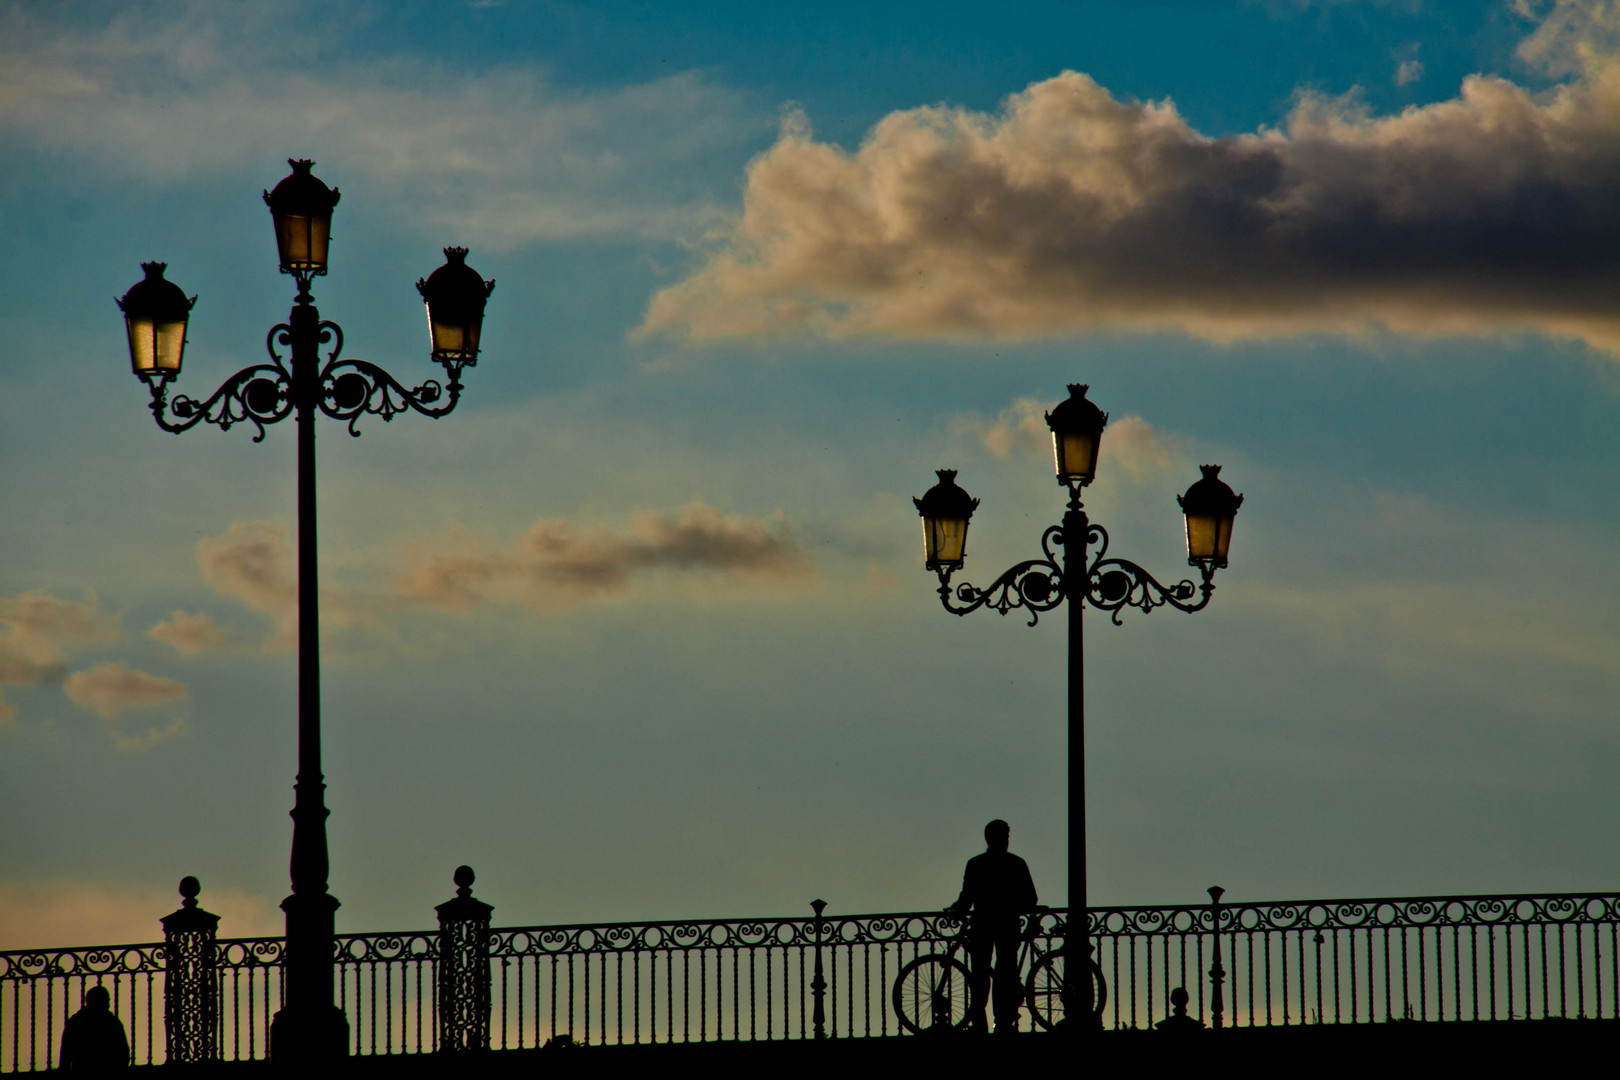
[913,469,980,572]
[910,383,1244,1034]
[116,263,196,379]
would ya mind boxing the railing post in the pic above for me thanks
[810,899,828,1039]
[1207,885,1226,1030]
[435,865,493,1053]
[161,875,220,1064]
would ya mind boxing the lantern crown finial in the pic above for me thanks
[913,469,980,518]
[417,248,495,303]
[262,159,341,212]
[1045,383,1109,435]
[117,262,196,321]
[1177,464,1244,516]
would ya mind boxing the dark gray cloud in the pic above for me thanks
[394,504,813,613]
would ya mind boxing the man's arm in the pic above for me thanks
[1018,858,1038,911]
[946,857,977,915]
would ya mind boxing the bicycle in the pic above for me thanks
[890,908,1105,1034]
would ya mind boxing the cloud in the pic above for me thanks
[1516,0,1620,79]
[394,504,814,613]
[0,2,762,247]
[1395,58,1425,86]
[0,590,120,723]
[198,522,298,648]
[196,521,374,650]
[63,661,187,720]
[639,10,1620,354]
[961,402,1182,483]
[146,610,228,655]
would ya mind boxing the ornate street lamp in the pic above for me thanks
[118,160,494,1063]
[914,385,1242,1033]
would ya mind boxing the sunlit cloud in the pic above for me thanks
[63,661,187,719]
[0,1,762,248]
[146,610,229,655]
[640,5,1620,354]
[0,590,120,723]
[959,401,1182,483]
[196,521,374,651]
[394,504,814,613]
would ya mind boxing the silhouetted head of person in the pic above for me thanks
[984,819,1010,853]
[84,986,111,1012]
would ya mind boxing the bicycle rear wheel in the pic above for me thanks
[1026,948,1107,1031]
[892,954,974,1034]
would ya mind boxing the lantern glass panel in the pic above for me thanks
[923,515,970,567]
[1054,430,1100,483]
[1184,513,1235,565]
[427,310,481,359]
[125,315,187,374]
[274,214,330,273]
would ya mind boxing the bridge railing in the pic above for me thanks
[5,888,1618,1070]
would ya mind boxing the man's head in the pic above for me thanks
[984,819,1010,852]
[84,986,111,1011]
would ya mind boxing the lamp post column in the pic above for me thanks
[273,293,348,1060]
[1063,501,1092,1030]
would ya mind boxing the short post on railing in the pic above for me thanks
[436,865,493,1053]
[1207,885,1226,1030]
[162,875,220,1064]
[810,899,828,1039]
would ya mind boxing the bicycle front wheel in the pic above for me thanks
[892,954,974,1035]
[1026,948,1107,1031]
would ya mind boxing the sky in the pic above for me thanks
[3,0,1619,948]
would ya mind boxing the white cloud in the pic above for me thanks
[0,2,764,247]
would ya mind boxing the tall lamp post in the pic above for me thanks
[116,160,495,1062]
[913,383,1242,1030]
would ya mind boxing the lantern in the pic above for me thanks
[416,248,495,365]
[1178,465,1243,568]
[117,263,196,378]
[263,159,340,275]
[913,469,980,571]
[1045,383,1108,485]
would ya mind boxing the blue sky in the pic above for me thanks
[2,0,1619,947]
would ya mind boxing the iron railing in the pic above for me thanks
[5,891,1618,1070]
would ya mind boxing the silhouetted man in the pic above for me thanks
[947,819,1037,1033]
[59,985,130,1070]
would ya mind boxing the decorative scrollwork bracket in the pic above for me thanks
[1084,523,1215,625]
[936,524,1066,627]
[935,521,1218,627]
[141,311,469,440]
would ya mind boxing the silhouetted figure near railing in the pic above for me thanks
[946,819,1037,1034]
[60,985,130,1070]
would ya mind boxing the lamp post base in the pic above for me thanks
[270,1003,350,1063]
